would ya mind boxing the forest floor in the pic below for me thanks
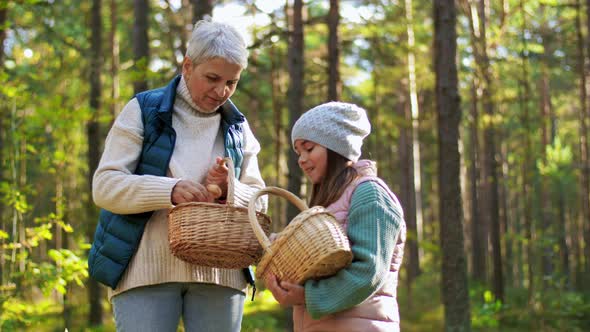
[16,269,590,331]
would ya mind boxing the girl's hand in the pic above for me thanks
[264,273,305,307]
[205,157,228,197]
[171,180,214,204]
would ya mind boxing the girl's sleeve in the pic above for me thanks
[304,181,403,319]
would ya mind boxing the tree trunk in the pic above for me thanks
[468,79,485,281]
[286,0,304,224]
[0,6,5,66]
[192,0,213,23]
[557,183,571,289]
[474,0,503,301]
[133,0,150,94]
[463,0,488,284]
[270,44,285,231]
[285,1,304,330]
[110,0,120,124]
[404,0,422,283]
[327,0,340,101]
[499,142,514,287]
[539,9,554,284]
[0,4,7,284]
[87,0,104,326]
[434,0,472,330]
[581,0,590,284]
[368,32,381,159]
[177,0,191,70]
[397,91,417,308]
[519,0,535,301]
[484,108,503,303]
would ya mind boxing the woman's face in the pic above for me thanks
[182,57,242,112]
[294,139,328,184]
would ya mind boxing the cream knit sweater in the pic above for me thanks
[92,77,266,300]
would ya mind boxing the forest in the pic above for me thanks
[0,0,589,331]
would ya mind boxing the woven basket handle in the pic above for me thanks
[222,157,236,204]
[248,187,309,253]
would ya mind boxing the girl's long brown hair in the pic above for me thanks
[309,149,359,207]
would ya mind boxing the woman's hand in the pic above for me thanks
[264,273,305,307]
[205,157,229,197]
[171,180,213,204]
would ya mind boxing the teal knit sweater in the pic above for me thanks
[304,181,403,319]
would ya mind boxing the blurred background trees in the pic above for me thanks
[0,0,588,331]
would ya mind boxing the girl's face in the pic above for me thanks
[182,57,242,113]
[294,139,328,184]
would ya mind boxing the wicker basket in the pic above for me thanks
[248,187,352,284]
[168,158,272,269]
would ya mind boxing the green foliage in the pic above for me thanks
[398,270,444,332]
[0,297,61,331]
[0,0,588,330]
[1,226,89,329]
[537,138,573,178]
[242,289,286,332]
[497,287,590,332]
[470,287,503,329]
[46,249,88,293]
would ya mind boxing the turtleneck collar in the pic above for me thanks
[176,75,218,115]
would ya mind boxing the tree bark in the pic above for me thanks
[285,2,304,330]
[133,0,150,94]
[468,79,484,281]
[473,0,503,301]
[539,7,554,284]
[110,0,120,124]
[499,142,514,287]
[270,44,285,231]
[0,5,8,283]
[87,0,104,326]
[397,91,417,307]
[286,0,304,224]
[327,0,340,101]
[519,0,535,301]
[463,0,487,284]
[434,0,472,330]
[192,0,213,23]
[0,6,6,66]
[404,0,421,283]
[581,0,590,285]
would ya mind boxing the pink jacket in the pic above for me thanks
[293,160,406,332]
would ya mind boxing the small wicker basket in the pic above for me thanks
[248,187,352,284]
[168,158,271,269]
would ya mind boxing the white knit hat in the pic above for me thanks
[291,102,371,162]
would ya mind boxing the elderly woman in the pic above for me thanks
[88,20,266,332]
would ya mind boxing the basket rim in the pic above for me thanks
[167,201,272,268]
[256,243,352,282]
[254,209,343,277]
[168,201,271,220]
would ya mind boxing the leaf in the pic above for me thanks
[484,290,494,303]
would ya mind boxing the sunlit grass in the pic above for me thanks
[11,270,590,331]
[243,288,281,315]
[242,288,287,332]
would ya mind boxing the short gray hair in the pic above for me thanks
[186,19,248,69]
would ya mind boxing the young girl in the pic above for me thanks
[264,102,406,332]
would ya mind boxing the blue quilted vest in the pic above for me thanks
[88,76,253,290]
